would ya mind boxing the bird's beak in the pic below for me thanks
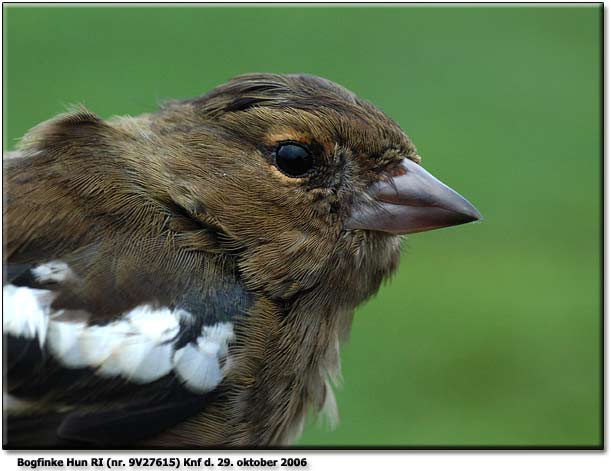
[346,159,482,235]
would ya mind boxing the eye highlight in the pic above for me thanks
[274,142,314,177]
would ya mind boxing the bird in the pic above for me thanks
[2,73,481,448]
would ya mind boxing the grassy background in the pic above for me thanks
[3,6,601,447]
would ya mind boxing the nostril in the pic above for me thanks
[388,163,408,177]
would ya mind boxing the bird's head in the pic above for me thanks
[14,73,477,309]
[145,74,481,305]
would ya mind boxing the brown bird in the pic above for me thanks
[3,73,481,448]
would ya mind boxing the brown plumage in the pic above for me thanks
[3,73,480,447]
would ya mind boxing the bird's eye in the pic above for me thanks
[274,143,313,177]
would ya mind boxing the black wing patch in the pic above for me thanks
[4,389,214,448]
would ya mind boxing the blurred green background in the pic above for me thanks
[3,6,601,447]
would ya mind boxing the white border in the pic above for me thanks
[1,1,605,469]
